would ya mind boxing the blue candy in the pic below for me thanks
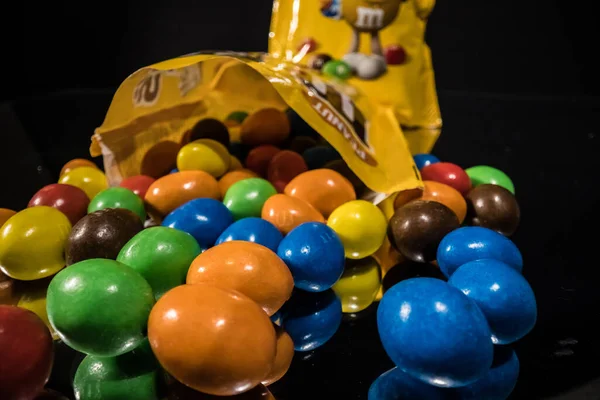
[413,154,440,170]
[368,367,450,400]
[280,289,342,352]
[452,347,519,400]
[169,168,179,174]
[377,278,493,388]
[448,259,537,345]
[302,145,341,170]
[437,227,523,278]
[277,222,345,292]
[162,198,233,248]
[215,217,283,252]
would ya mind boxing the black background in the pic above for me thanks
[2,1,600,399]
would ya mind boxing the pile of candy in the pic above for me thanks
[0,107,535,400]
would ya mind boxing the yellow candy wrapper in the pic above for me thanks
[91,51,424,196]
[269,0,441,154]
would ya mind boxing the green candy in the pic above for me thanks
[465,165,515,194]
[322,60,353,80]
[73,339,162,400]
[223,178,277,220]
[47,259,154,357]
[88,187,146,221]
[225,111,249,124]
[117,227,202,300]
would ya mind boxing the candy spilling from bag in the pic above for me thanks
[0,1,535,399]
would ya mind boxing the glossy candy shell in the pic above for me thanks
[28,184,90,226]
[59,166,109,200]
[223,178,277,220]
[88,187,147,221]
[215,217,283,252]
[261,194,325,235]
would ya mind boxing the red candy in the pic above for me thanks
[267,150,309,192]
[0,305,54,400]
[119,175,156,198]
[420,162,472,195]
[385,45,407,65]
[28,183,90,225]
[298,37,317,54]
[245,145,281,177]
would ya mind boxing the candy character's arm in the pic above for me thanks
[413,0,436,20]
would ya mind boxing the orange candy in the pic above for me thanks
[262,324,294,386]
[284,169,356,218]
[148,284,276,396]
[145,171,220,221]
[261,194,326,235]
[187,242,293,316]
[59,159,98,177]
[218,170,259,198]
[0,209,16,228]
[393,180,467,223]
[240,108,290,146]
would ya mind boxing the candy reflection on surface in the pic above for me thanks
[144,171,220,221]
[436,227,523,278]
[452,347,519,400]
[88,187,147,221]
[368,366,449,400]
[117,227,202,300]
[187,241,293,316]
[66,208,143,265]
[0,305,54,400]
[465,184,520,236]
[327,200,387,259]
[223,178,277,220]
[377,278,493,387]
[148,284,276,396]
[47,259,155,357]
[332,257,381,313]
[119,175,156,198]
[28,183,90,225]
[262,324,295,386]
[277,222,345,292]
[284,169,356,218]
[58,166,109,200]
[0,206,71,280]
[73,339,161,400]
[387,200,459,263]
[448,259,537,344]
[216,217,283,252]
[280,289,342,352]
[465,165,515,194]
[420,162,471,195]
[261,194,325,235]
[162,198,233,249]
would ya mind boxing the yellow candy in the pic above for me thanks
[0,207,71,280]
[228,155,243,171]
[17,278,58,339]
[59,166,108,200]
[177,139,230,177]
[327,200,387,259]
[332,257,381,313]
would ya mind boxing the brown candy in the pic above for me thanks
[394,180,467,223]
[288,136,317,154]
[145,170,220,221]
[187,241,293,316]
[182,118,230,148]
[141,141,181,179]
[218,170,259,198]
[262,324,294,386]
[308,53,333,71]
[465,184,520,236]
[323,160,367,198]
[262,194,326,235]
[0,271,17,305]
[148,284,276,396]
[284,169,356,218]
[388,200,460,263]
[240,108,290,146]
[65,208,144,265]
